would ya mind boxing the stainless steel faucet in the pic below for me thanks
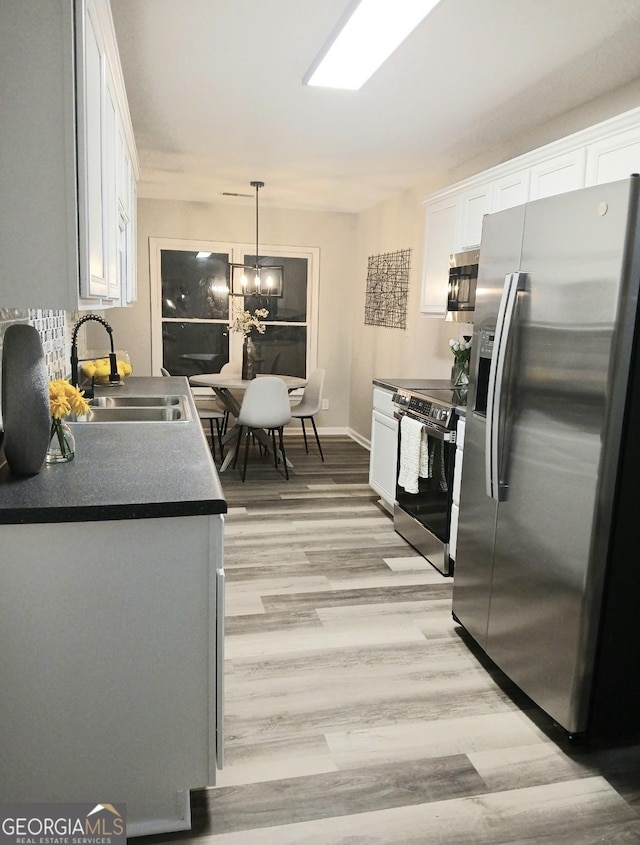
[70,314,119,394]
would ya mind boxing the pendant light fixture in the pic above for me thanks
[230,181,284,300]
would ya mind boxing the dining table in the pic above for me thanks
[189,372,307,471]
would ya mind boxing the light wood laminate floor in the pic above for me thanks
[137,436,640,844]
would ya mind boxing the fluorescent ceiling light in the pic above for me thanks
[304,0,441,90]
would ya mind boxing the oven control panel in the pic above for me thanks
[392,389,455,428]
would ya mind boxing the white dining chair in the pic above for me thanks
[233,377,292,482]
[162,366,225,460]
[290,368,325,461]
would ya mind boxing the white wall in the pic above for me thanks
[107,198,356,430]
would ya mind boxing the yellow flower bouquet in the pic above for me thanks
[47,380,91,463]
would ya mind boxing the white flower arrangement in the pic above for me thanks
[229,307,269,336]
[449,336,472,363]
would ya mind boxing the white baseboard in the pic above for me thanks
[283,426,371,450]
[347,428,370,450]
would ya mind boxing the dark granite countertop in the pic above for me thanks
[0,376,227,524]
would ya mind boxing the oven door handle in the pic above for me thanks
[394,411,456,442]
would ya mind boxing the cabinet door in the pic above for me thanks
[457,183,492,250]
[116,116,131,211]
[492,169,530,212]
[116,120,137,306]
[104,69,120,301]
[81,1,109,299]
[79,0,128,304]
[128,178,138,304]
[529,149,586,200]
[586,127,640,186]
[421,196,458,316]
[369,410,398,508]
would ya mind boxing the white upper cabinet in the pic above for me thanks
[528,149,586,200]
[492,169,531,212]
[420,196,458,317]
[102,66,121,302]
[586,126,640,185]
[420,106,640,315]
[0,0,138,311]
[82,3,109,299]
[457,183,493,250]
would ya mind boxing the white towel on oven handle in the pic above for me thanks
[398,415,424,494]
[419,427,432,479]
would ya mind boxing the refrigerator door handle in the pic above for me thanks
[485,272,526,501]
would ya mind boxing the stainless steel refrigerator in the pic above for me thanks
[452,175,640,742]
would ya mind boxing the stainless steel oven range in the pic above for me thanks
[392,387,459,576]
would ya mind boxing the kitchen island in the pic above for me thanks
[0,377,226,836]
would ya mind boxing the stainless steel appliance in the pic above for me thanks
[447,249,479,321]
[392,386,462,575]
[453,175,640,742]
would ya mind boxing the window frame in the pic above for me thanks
[150,237,319,388]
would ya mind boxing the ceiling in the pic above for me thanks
[110,0,640,214]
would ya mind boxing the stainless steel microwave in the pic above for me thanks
[446,249,479,321]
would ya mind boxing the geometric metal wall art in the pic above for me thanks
[364,248,411,329]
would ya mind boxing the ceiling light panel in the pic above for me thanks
[305,0,441,91]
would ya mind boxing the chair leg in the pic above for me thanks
[278,427,289,480]
[215,418,224,458]
[310,415,324,462]
[232,426,243,469]
[208,419,216,460]
[271,429,278,468]
[242,428,251,482]
[300,417,309,453]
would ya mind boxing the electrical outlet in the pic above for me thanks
[321,398,329,411]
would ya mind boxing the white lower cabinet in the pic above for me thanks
[0,514,223,836]
[369,387,398,511]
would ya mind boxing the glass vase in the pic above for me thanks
[242,335,256,380]
[452,358,470,387]
[46,419,75,463]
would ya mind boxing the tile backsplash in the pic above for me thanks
[0,308,78,426]
[0,308,76,380]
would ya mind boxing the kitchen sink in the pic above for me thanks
[70,394,191,423]
[90,395,182,408]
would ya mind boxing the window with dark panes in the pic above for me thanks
[160,250,231,376]
[240,254,308,378]
[158,244,314,379]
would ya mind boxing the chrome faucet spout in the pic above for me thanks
[70,314,119,390]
